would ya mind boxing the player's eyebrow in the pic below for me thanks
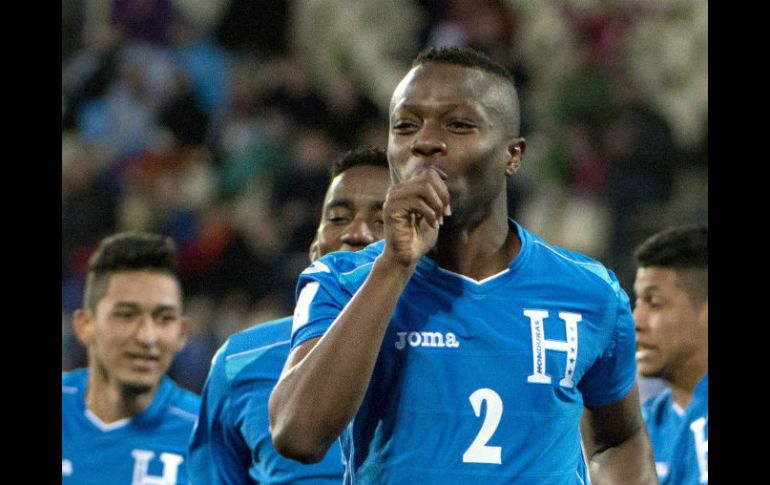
[325,199,355,211]
[393,101,480,117]
[326,199,384,212]
[635,284,662,296]
[112,301,180,313]
[112,301,142,310]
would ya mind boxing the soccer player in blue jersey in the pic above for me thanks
[187,146,391,484]
[269,46,657,484]
[633,225,708,484]
[62,232,200,485]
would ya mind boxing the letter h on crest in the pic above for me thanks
[523,310,581,388]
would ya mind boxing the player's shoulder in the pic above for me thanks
[213,316,293,386]
[224,316,293,356]
[208,317,292,371]
[302,241,383,277]
[163,377,201,422]
[297,242,383,298]
[62,368,87,395]
[522,224,621,293]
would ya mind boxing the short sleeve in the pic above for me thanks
[578,274,637,407]
[290,259,352,351]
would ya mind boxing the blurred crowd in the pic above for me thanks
[62,0,707,393]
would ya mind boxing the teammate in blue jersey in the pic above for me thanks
[633,225,708,484]
[269,46,657,484]
[187,146,391,484]
[63,232,200,485]
[665,375,707,485]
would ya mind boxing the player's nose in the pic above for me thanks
[411,123,447,158]
[340,217,375,250]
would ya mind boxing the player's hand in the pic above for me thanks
[381,166,451,267]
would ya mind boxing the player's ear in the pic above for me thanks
[505,138,526,176]
[308,237,320,263]
[698,299,708,327]
[72,309,93,346]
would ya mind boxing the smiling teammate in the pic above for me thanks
[62,232,199,484]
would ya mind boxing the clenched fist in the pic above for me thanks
[381,166,452,267]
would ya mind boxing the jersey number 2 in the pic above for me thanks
[462,388,503,464]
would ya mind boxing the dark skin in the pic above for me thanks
[312,164,389,258]
[269,63,657,484]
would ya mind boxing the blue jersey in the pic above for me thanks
[187,317,344,484]
[62,369,200,485]
[641,386,685,481]
[642,374,708,484]
[292,220,637,484]
[664,374,708,485]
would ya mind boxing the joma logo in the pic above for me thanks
[395,331,460,349]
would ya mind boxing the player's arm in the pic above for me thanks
[581,385,659,485]
[269,167,450,464]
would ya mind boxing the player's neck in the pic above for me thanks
[86,369,157,423]
[431,201,518,280]
[667,355,707,409]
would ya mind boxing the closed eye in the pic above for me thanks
[155,313,181,325]
[113,311,138,320]
[447,119,477,132]
[327,216,351,225]
[392,120,420,133]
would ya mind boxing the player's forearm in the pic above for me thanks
[270,254,415,463]
[586,426,659,485]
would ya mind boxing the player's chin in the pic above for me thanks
[636,362,663,379]
[119,371,164,393]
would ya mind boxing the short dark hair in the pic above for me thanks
[83,232,180,312]
[634,225,708,303]
[413,46,517,88]
[412,46,520,135]
[330,146,388,179]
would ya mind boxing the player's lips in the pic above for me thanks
[125,353,160,370]
[635,343,656,360]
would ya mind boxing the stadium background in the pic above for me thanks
[62,0,707,395]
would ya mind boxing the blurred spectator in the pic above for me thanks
[62,32,122,132]
[168,11,232,117]
[73,44,176,162]
[157,70,210,146]
[322,76,384,147]
[270,128,341,254]
[205,227,285,306]
[62,135,117,303]
[63,0,86,61]
[111,0,179,46]
[215,0,289,56]
[601,78,685,288]
[424,0,518,67]
[167,295,221,394]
